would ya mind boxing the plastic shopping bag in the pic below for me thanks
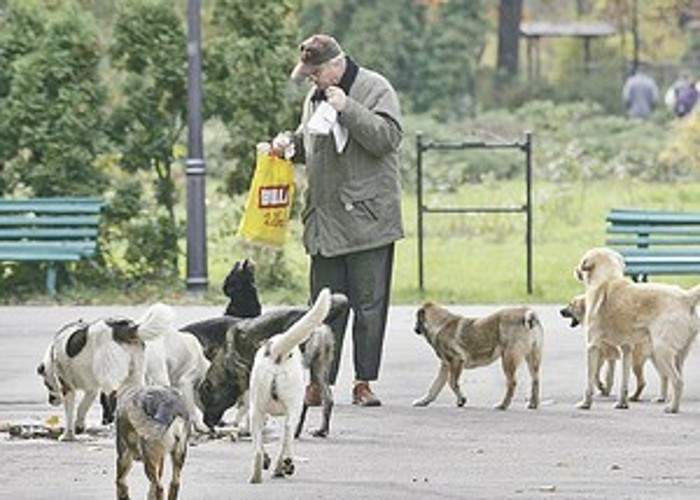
[237,150,295,247]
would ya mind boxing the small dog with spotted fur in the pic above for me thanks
[248,288,331,483]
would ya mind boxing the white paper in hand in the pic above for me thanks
[307,101,337,135]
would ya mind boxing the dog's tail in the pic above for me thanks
[524,308,544,350]
[267,288,331,361]
[135,303,176,342]
[524,309,540,331]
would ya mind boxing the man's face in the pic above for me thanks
[308,62,338,90]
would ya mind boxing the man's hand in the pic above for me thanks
[326,86,347,112]
[271,131,295,159]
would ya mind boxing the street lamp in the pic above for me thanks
[632,0,640,71]
[185,0,208,292]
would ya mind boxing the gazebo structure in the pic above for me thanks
[520,21,616,80]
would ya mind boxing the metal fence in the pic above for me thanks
[416,132,534,294]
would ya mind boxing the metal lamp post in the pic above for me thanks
[185,0,208,292]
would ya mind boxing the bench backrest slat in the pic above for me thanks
[0,197,103,213]
[606,207,700,278]
[607,237,700,246]
[0,215,100,227]
[607,225,700,235]
[607,210,700,225]
[0,228,99,240]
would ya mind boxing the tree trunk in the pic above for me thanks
[497,0,524,76]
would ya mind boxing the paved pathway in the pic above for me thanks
[1,304,699,499]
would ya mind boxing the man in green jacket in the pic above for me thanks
[277,34,403,406]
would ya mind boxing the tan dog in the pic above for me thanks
[575,247,700,413]
[560,294,656,401]
[413,303,543,410]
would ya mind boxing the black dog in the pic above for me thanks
[180,259,260,361]
[223,258,261,318]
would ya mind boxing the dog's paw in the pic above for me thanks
[311,428,328,438]
[654,396,667,404]
[75,424,86,435]
[527,401,538,410]
[456,396,467,407]
[192,420,210,434]
[629,395,642,402]
[663,406,679,414]
[412,398,429,407]
[493,403,508,411]
[576,399,592,410]
[272,458,294,478]
[249,473,262,484]
[58,432,76,442]
[281,457,295,476]
[613,401,629,410]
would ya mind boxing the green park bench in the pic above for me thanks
[0,197,105,294]
[606,208,700,282]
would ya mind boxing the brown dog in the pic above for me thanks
[575,247,700,412]
[560,294,655,401]
[413,302,543,410]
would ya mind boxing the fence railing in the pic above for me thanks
[416,132,534,294]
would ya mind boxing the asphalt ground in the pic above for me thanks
[1,303,699,499]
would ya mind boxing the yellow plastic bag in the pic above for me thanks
[237,151,295,247]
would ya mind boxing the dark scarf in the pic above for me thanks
[311,56,359,103]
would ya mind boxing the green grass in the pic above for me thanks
[196,178,700,306]
[19,178,700,306]
[396,179,700,303]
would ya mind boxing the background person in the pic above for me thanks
[664,70,699,118]
[622,69,660,119]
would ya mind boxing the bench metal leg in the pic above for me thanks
[46,264,57,296]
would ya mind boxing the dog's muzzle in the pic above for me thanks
[559,308,579,328]
[48,394,61,406]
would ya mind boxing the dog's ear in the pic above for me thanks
[242,258,249,270]
[107,318,139,343]
[414,307,427,335]
[612,250,625,270]
[587,285,608,320]
[65,326,89,358]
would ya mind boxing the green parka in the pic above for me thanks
[296,66,404,257]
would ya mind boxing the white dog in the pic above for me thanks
[37,305,210,440]
[37,306,175,441]
[144,329,210,432]
[248,288,331,483]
